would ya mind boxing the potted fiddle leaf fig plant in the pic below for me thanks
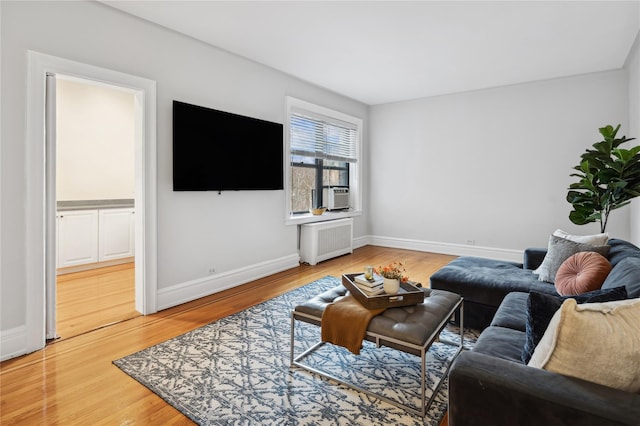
[567,124,640,233]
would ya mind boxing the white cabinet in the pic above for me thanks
[98,208,135,261]
[57,209,99,268]
[57,207,135,269]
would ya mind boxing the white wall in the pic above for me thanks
[0,1,368,337]
[56,78,135,201]
[627,31,640,246]
[369,71,630,255]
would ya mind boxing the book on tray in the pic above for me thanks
[354,273,383,287]
[354,281,385,295]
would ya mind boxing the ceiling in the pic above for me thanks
[101,1,640,106]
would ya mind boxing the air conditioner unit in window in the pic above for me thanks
[323,187,350,211]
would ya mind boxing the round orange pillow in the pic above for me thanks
[555,251,612,296]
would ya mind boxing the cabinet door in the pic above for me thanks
[57,210,99,267]
[98,208,134,261]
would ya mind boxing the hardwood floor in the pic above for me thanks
[56,263,139,340]
[0,246,456,425]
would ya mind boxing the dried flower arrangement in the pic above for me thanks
[375,261,409,281]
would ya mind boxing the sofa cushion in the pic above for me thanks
[554,252,611,296]
[528,298,640,393]
[490,292,528,332]
[523,247,547,270]
[520,287,628,364]
[534,235,610,283]
[430,257,557,308]
[471,326,526,364]
[601,257,640,298]
[606,238,640,267]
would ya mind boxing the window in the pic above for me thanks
[285,97,362,221]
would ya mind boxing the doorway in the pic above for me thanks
[53,75,139,339]
[25,51,158,353]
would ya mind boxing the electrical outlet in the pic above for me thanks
[208,267,216,275]
[466,239,476,245]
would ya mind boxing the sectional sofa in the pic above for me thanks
[430,237,640,425]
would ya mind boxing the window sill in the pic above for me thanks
[286,209,362,226]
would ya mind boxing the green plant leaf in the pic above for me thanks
[607,162,624,174]
[609,181,628,189]
[610,200,631,211]
[599,124,619,140]
[613,148,633,162]
[593,141,612,154]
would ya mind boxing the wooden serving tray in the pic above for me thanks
[342,273,425,309]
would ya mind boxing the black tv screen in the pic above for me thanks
[173,100,284,191]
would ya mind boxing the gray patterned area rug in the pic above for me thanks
[113,276,477,425]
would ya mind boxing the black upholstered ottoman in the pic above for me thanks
[290,284,463,416]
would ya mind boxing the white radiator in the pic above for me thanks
[299,218,353,265]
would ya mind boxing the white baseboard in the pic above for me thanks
[56,257,134,275]
[157,253,301,311]
[366,235,523,263]
[0,325,28,362]
[353,235,369,250]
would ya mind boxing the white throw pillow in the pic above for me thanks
[553,229,609,246]
[528,298,640,393]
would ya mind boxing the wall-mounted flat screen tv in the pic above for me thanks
[173,100,284,191]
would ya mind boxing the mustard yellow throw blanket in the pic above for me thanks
[321,294,385,355]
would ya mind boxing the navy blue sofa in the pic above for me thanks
[431,239,640,425]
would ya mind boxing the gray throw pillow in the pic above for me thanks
[533,235,610,283]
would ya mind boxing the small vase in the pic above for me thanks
[383,278,400,294]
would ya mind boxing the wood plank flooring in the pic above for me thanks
[56,263,139,340]
[0,246,456,425]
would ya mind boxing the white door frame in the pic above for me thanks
[26,51,157,352]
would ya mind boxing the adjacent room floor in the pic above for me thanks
[55,262,139,340]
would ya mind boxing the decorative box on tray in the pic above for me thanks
[342,273,425,309]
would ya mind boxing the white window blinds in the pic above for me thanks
[290,109,358,163]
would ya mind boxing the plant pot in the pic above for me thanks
[383,278,400,294]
